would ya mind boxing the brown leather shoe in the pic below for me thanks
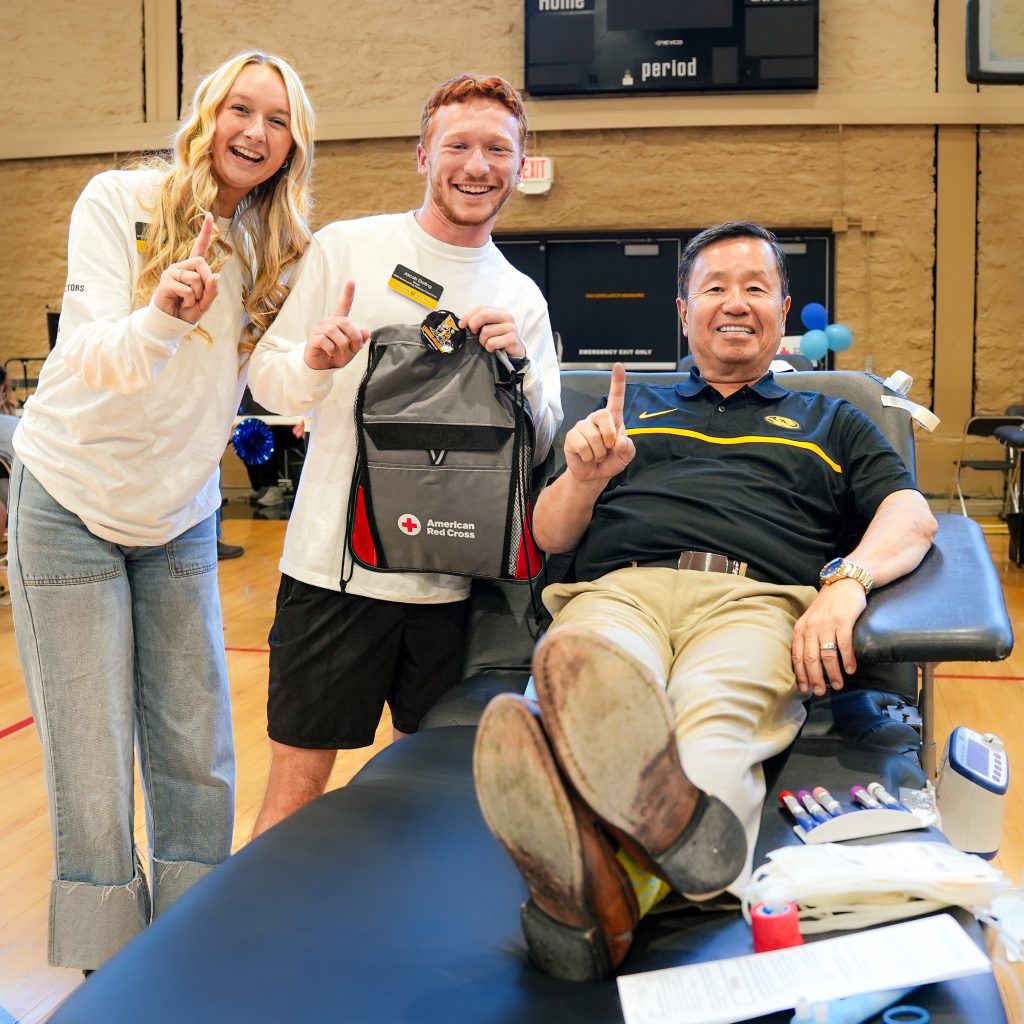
[474,693,640,982]
[532,626,747,896]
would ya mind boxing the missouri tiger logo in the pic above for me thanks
[765,415,801,430]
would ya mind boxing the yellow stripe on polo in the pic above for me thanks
[625,427,843,474]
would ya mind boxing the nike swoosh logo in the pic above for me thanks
[637,409,676,420]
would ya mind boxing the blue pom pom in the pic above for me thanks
[232,417,275,466]
[800,303,828,331]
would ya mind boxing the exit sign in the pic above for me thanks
[518,156,553,194]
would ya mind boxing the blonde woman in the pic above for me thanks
[7,50,315,972]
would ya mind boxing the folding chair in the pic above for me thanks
[995,411,1024,565]
[949,413,1024,516]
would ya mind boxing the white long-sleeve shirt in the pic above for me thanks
[249,211,562,601]
[14,168,247,546]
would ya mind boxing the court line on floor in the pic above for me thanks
[934,673,1024,681]
[0,716,33,740]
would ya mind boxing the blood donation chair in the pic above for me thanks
[52,371,1013,1024]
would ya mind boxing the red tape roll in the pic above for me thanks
[751,900,803,952]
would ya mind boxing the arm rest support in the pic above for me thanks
[853,514,1013,665]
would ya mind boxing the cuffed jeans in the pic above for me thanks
[543,566,817,894]
[8,461,234,969]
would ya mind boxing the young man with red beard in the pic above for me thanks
[248,74,562,836]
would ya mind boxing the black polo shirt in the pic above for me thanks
[570,370,916,587]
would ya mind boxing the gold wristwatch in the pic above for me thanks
[819,557,874,593]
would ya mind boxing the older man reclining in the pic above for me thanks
[474,221,937,982]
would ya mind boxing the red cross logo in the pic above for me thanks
[399,514,421,536]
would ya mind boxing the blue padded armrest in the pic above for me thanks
[854,513,1013,664]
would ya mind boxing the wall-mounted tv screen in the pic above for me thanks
[525,0,818,97]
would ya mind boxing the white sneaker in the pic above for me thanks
[257,486,285,506]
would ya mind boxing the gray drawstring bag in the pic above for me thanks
[346,322,541,582]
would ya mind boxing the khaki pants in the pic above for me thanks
[542,566,818,892]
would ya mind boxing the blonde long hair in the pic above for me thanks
[134,50,315,354]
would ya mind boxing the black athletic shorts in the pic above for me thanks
[266,575,470,748]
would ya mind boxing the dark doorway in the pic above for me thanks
[497,230,833,369]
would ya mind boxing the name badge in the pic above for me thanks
[388,264,443,309]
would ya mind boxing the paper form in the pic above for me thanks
[616,913,991,1024]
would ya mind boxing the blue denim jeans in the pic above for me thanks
[7,461,234,969]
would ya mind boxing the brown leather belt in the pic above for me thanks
[631,549,769,583]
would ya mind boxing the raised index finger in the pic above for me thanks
[189,212,215,260]
[606,362,628,426]
[333,280,356,319]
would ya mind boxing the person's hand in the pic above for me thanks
[153,213,220,324]
[791,579,867,697]
[461,306,526,361]
[564,362,636,483]
[303,281,371,370]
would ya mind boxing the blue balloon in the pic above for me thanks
[825,322,854,352]
[800,302,828,331]
[801,329,829,361]
[232,417,275,466]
